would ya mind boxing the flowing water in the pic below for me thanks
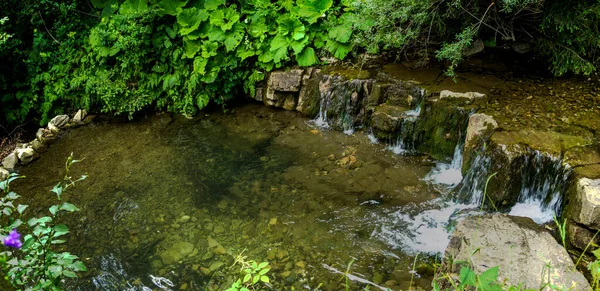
[13,104,452,291]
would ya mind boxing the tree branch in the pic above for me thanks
[37,11,60,44]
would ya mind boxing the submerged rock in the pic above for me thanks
[159,241,195,265]
[438,90,485,101]
[437,214,590,290]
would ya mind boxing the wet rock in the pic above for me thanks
[316,75,374,130]
[462,113,498,172]
[73,109,87,123]
[437,214,590,291]
[564,146,600,168]
[369,104,410,140]
[177,215,191,224]
[2,152,18,170]
[0,167,9,181]
[564,178,600,229]
[49,114,70,129]
[159,241,195,265]
[35,128,45,141]
[438,90,485,101]
[368,81,423,107]
[567,221,600,251]
[16,147,37,164]
[209,260,224,271]
[464,113,498,150]
[296,69,322,117]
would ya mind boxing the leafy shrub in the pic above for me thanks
[0,154,87,290]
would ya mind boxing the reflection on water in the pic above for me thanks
[13,104,458,290]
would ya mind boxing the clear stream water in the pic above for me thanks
[10,104,559,291]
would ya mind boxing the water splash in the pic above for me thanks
[424,140,464,191]
[508,151,571,223]
[87,254,175,291]
[371,199,481,254]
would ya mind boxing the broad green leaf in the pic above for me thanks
[270,34,290,51]
[193,57,208,75]
[207,26,226,42]
[184,38,202,58]
[260,275,269,283]
[53,224,69,237]
[258,267,270,275]
[51,183,63,200]
[59,202,79,212]
[196,94,210,109]
[458,266,477,287]
[49,205,58,215]
[119,0,148,15]
[210,7,240,31]
[158,0,188,16]
[252,274,260,284]
[324,39,352,59]
[48,265,63,279]
[237,46,256,61]
[271,46,288,63]
[296,0,332,23]
[202,42,219,58]
[177,8,210,36]
[328,24,352,43]
[479,266,499,287]
[7,218,22,229]
[278,17,306,40]
[243,273,251,283]
[69,261,87,272]
[204,0,224,10]
[17,204,28,214]
[291,36,309,55]
[258,262,269,269]
[224,23,245,52]
[249,19,268,38]
[62,270,78,278]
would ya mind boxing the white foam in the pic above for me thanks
[509,200,555,224]
[372,200,480,254]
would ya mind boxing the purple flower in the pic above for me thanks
[3,229,22,249]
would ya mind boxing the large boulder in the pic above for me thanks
[437,214,590,291]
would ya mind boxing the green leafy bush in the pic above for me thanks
[0,154,87,290]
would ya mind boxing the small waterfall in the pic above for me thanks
[309,75,373,132]
[386,105,422,154]
[455,153,492,206]
[508,151,571,223]
[424,138,465,190]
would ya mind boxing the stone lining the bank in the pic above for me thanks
[0,109,91,181]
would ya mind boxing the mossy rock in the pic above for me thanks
[490,129,593,157]
[369,104,411,140]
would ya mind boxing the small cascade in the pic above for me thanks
[424,138,465,191]
[309,75,373,131]
[455,153,492,206]
[387,105,421,154]
[508,151,572,223]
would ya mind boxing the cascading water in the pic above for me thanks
[508,151,572,223]
[424,138,465,191]
[387,106,421,154]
